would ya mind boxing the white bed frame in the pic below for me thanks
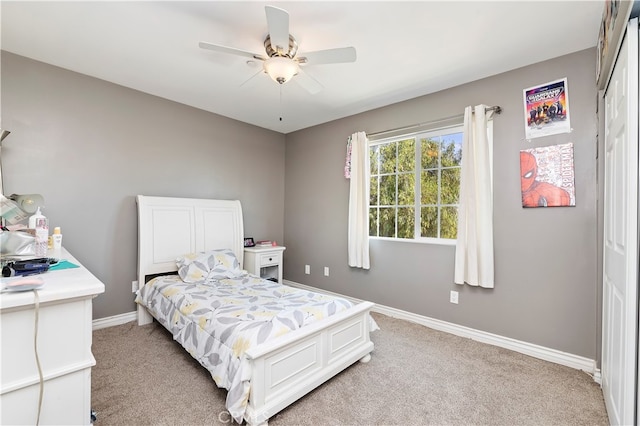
[136,195,375,425]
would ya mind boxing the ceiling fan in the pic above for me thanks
[199,5,357,94]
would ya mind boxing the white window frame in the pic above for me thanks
[369,124,464,245]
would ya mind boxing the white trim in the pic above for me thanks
[92,311,137,330]
[370,236,456,246]
[284,279,598,377]
[593,368,602,385]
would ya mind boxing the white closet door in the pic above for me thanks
[602,18,639,426]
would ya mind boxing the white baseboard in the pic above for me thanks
[92,311,137,330]
[592,368,602,385]
[283,279,598,378]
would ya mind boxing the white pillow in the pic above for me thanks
[176,249,241,283]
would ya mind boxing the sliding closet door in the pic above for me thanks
[602,18,639,426]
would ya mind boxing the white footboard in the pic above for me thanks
[243,301,375,425]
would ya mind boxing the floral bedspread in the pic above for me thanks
[135,273,359,422]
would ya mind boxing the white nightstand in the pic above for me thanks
[244,245,286,284]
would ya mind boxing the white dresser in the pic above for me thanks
[0,248,105,425]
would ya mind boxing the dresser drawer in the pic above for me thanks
[1,298,94,391]
[260,252,281,266]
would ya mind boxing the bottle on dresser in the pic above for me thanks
[29,207,48,257]
[52,226,63,250]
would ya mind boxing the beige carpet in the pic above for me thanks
[91,312,608,425]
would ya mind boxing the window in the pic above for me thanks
[369,126,463,242]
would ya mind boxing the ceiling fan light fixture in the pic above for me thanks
[264,56,299,84]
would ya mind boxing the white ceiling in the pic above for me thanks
[1,1,603,134]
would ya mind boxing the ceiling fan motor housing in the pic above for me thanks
[264,35,298,59]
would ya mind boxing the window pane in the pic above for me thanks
[421,170,438,204]
[369,176,379,206]
[379,207,396,238]
[421,137,439,169]
[379,143,396,174]
[397,173,415,206]
[369,208,378,236]
[397,138,415,172]
[441,133,463,167]
[421,206,438,238]
[397,207,414,239]
[379,175,396,205]
[440,206,458,239]
[369,145,379,175]
[441,168,460,204]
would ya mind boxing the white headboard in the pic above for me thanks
[136,195,244,285]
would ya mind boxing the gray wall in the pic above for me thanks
[284,48,599,360]
[2,48,600,361]
[1,52,285,319]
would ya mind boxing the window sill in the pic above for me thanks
[369,236,456,246]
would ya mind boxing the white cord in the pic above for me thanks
[33,289,44,426]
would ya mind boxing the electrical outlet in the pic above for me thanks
[132,280,139,293]
[305,265,310,274]
[450,290,459,304]
[324,266,329,276]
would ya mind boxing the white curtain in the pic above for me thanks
[347,131,370,269]
[454,105,495,288]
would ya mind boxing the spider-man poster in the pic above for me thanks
[520,143,575,208]
[523,78,571,140]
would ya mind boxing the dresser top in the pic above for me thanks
[0,248,105,310]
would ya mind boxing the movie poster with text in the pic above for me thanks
[520,142,575,208]
[523,78,571,140]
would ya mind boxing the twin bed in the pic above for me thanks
[134,195,377,425]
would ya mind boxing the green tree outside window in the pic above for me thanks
[369,127,463,241]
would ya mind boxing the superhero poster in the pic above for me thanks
[520,143,575,208]
[523,78,571,140]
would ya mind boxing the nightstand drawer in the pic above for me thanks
[260,252,281,266]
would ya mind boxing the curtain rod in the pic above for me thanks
[367,105,502,139]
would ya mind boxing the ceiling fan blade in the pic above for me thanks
[199,41,265,61]
[294,69,323,95]
[265,5,289,53]
[298,47,357,65]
